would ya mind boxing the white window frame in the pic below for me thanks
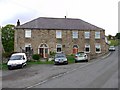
[95,32,100,39]
[56,31,62,38]
[95,43,101,53]
[85,44,90,53]
[72,31,78,39]
[85,32,90,39]
[56,44,62,53]
[25,30,31,38]
[25,43,31,52]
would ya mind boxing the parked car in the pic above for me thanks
[7,53,27,70]
[109,46,115,51]
[54,53,68,65]
[75,52,88,63]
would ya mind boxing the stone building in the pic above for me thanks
[15,17,109,59]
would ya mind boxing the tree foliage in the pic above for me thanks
[1,24,15,53]
[115,32,120,39]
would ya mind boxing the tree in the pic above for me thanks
[1,24,15,53]
[107,34,112,40]
[115,33,120,39]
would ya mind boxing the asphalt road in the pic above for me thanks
[2,47,119,89]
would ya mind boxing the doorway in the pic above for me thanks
[39,44,49,58]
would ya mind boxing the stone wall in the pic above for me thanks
[14,29,108,59]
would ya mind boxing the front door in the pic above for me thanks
[39,44,49,58]
[39,48,44,57]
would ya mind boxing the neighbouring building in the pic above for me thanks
[14,17,109,59]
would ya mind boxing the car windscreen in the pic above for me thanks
[55,54,65,58]
[10,55,23,60]
[110,46,114,48]
[77,52,84,56]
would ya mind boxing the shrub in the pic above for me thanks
[50,51,56,56]
[32,54,40,60]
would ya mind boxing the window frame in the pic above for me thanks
[56,31,62,38]
[56,44,62,53]
[85,32,90,39]
[25,43,31,52]
[95,32,100,39]
[72,31,78,39]
[25,30,31,38]
[85,44,90,53]
[95,43,101,53]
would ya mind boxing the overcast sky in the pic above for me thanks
[0,0,119,36]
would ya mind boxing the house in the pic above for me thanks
[14,17,109,59]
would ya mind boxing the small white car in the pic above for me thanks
[109,46,115,51]
[7,53,27,70]
[75,52,88,63]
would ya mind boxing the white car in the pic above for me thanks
[109,46,115,51]
[75,52,88,63]
[7,53,27,70]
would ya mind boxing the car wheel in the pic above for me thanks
[75,61,77,63]
[8,67,12,70]
[21,64,24,68]
[86,59,88,62]
[65,62,68,65]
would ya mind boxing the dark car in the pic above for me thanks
[54,53,68,65]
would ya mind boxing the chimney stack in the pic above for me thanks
[17,19,20,26]
[65,16,66,19]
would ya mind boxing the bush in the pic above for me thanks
[32,54,40,60]
[50,51,56,56]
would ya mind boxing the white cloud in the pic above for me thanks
[0,0,118,35]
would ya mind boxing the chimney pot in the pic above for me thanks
[65,16,66,19]
[17,19,20,26]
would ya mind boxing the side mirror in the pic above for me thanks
[23,57,25,60]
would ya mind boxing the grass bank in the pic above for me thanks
[109,39,120,46]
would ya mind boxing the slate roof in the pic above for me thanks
[16,17,103,30]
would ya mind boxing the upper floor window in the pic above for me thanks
[95,32,100,39]
[56,31,62,38]
[72,31,78,38]
[95,43,101,53]
[25,30,31,38]
[85,32,90,39]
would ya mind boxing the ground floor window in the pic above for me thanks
[85,44,90,53]
[56,44,62,53]
[95,43,101,53]
[25,43,31,52]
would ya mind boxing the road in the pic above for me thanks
[2,47,119,89]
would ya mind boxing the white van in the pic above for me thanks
[7,53,27,70]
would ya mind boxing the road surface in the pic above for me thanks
[2,47,119,89]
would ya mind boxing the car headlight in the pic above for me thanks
[64,58,67,61]
[55,59,59,61]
